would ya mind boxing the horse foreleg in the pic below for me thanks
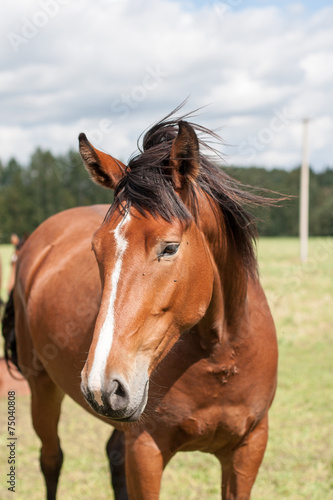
[217,415,269,500]
[125,430,170,500]
[106,429,128,500]
[30,372,65,500]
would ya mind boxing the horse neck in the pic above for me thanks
[196,190,250,339]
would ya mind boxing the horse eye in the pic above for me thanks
[162,243,180,256]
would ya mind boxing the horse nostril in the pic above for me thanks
[114,382,126,398]
[104,378,130,413]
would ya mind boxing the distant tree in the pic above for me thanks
[0,148,332,242]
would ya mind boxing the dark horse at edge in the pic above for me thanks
[3,110,278,499]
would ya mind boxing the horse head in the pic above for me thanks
[79,122,216,421]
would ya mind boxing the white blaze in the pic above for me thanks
[88,212,130,403]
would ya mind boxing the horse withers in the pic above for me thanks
[4,114,278,499]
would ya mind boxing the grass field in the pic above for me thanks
[0,238,332,499]
[0,244,13,303]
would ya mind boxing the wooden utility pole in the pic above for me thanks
[299,118,310,262]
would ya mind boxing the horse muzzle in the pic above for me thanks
[80,373,149,422]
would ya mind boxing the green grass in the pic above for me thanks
[0,238,332,499]
[0,244,14,302]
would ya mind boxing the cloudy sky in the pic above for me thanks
[1,0,333,171]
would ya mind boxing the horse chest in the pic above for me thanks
[152,356,258,454]
[163,401,255,454]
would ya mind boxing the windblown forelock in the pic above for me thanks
[106,119,193,224]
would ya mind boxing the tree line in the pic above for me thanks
[0,147,332,242]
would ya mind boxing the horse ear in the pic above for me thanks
[170,121,200,194]
[79,133,126,189]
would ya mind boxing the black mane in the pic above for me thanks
[107,108,278,274]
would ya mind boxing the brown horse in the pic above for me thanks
[5,113,278,499]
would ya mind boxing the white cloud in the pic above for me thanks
[0,0,332,170]
[300,51,333,86]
